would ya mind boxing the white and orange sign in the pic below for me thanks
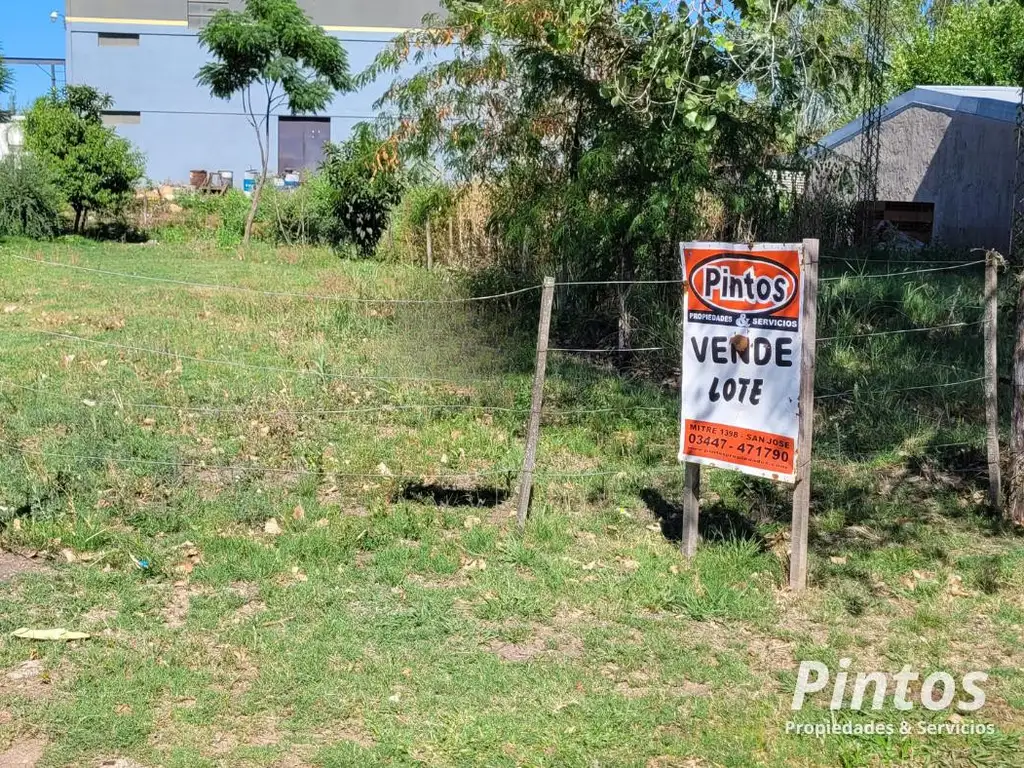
[679,242,805,482]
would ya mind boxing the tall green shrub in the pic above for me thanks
[319,124,405,254]
[0,153,64,239]
[24,85,145,233]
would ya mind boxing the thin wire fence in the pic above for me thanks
[0,248,999,501]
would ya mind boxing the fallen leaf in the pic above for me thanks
[11,627,90,642]
[388,692,401,703]
[315,518,329,528]
[292,504,305,521]
[264,518,282,535]
[82,399,97,407]
[829,556,847,565]
[377,462,393,477]
[645,524,661,533]
[616,557,640,572]
[60,548,77,563]
[669,564,681,575]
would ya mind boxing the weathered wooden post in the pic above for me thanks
[425,218,434,270]
[681,463,701,557]
[517,276,556,528]
[789,238,819,591]
[984,250,1003,509]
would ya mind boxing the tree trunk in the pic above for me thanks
[244,95,272,245]
[617,243,634,354]
[1009,270,1024,523]
[73,207,83,234]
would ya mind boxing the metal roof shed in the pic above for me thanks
[818,86,1021,251]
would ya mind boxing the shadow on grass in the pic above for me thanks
[400,482,510,508]
[639,488,767,550]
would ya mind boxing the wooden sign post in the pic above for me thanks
[789,239,818,591]
[678,239,819,591]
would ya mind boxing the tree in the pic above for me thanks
[319,123,405,254]
[24,85,145,232]
[0,46,12,122]
[197,0,351,244]
[364,0,849,348]
[890,0,1024,94]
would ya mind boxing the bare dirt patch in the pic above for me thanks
[0,736,46,768]
[0,552,49,582]
[485,612,585,662]
[1,660,54,702]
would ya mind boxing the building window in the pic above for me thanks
[101,111,141,126]
[98,33,140,47]
[188,0,230,29]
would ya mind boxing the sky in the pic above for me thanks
[0,0,67,112]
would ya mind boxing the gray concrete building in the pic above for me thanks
[818,86,1020,251]
[63,0,442,184]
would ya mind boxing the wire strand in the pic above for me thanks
[0,439,519,480]
[3,253,542,304]
[548,346,667,353]
[0,381,530,415]
[820,260,985,282]
[0,380,671,418]
[817,320,982,342]
[4,328,506,385]
[815,376,986,400]
[553,279,680,286]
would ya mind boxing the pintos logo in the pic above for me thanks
[689,255,798,316]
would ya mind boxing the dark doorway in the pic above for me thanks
[277,117,331,174]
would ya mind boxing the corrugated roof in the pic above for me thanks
[818,86,1022,150]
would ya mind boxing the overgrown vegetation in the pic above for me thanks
[0,154,63,239]
[0,242,1021,765]
[23,86,145,233]
[196,0,351,243]
[891,0,1024,93]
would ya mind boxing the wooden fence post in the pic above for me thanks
[790,238,819,591]
[681,463,700,557]
[425,218,434,270]
[985,251,1003,509]
[517,276,556,528]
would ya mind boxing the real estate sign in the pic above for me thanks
[679,242,806,482]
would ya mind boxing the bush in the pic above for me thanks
[318,124,405,254]
[0,153,64,239]
[24,85,145,233]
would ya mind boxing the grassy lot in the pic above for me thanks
[0,239,1022,767]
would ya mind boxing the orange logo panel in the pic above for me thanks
[686,248,801,320]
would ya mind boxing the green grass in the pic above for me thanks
[0,239,1022,766]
